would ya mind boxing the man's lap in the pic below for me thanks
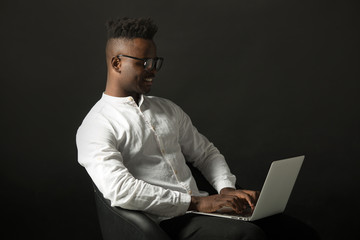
[160,213,266,240]
[160,213,319,240]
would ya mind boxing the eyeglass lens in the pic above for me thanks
[145,58,163,71]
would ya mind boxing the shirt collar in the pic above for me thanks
[138,94,145,106]
[102,93,145,106]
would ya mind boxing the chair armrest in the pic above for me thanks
[93,184,171,240]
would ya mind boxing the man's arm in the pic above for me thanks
[174,104,237,193]
[76,116,191,217]
[172,102,260,213]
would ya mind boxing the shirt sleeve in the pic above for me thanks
[174,104,237,193]
[76,114,191,217]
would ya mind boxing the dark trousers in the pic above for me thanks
[160,213,320,240]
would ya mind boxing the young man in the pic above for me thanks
[76,17,317,240]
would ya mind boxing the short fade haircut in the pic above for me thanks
[106,17,158,40]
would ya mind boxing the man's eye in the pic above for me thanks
[135,61,145,67]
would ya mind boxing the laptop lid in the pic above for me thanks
[249,155,304,221]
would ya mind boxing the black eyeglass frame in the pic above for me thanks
[116,54,164,72]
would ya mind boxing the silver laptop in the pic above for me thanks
[187,155,304,221]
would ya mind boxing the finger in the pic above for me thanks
[245,195,255,210]
[255,191,260,202]
[242,190,257,201]
[248,190,260,205]
[233,196,249,213]
[241,190,259,207]
[223,196,242,214]
[224,198,240,214]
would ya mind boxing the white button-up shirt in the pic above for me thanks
[76,93,236,222]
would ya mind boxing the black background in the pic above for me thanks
[1,0,359,239]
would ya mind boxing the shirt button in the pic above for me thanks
[174,170,178,175]
[189,190,192,195]
[161,149,165,154]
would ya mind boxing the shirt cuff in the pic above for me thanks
[175,192,192,216]
[214,180,236,194]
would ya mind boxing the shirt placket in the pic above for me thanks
[134,102,191,194]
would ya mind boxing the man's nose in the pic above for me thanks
[146,67,157,75]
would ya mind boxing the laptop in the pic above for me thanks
[187,155,304,221]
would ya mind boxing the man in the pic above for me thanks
[76,17,317,240]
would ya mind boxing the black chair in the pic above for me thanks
[93,163,224,240]
[93,183,171,240]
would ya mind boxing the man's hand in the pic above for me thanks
[220,188,260,210]
[188,188,260,214]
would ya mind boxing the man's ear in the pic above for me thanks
[111,57,121,72]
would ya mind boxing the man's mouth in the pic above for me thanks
[144,78,153,82]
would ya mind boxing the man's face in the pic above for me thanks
[115,38,157,98]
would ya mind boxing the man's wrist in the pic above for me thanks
[188,196,200,211]
[220,187,236,195]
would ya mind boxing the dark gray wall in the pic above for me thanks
[1,0,359,239]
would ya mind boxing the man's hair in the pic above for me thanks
[106,17,158,40]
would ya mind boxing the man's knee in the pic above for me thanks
[228,222,267,240]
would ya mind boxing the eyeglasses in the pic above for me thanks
[116,54,164,72]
